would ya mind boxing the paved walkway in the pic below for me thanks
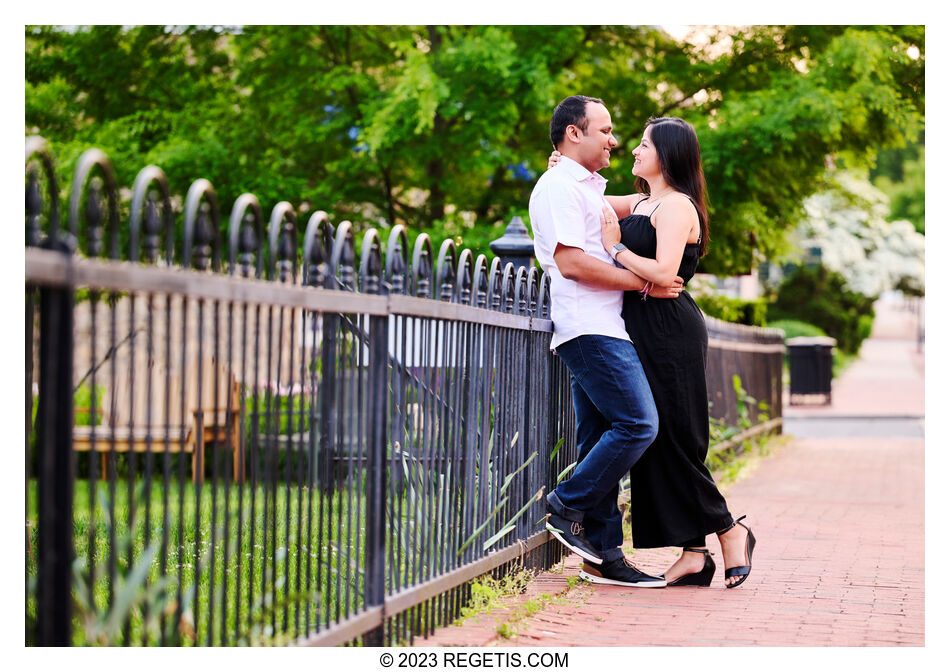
[417,296,926,647]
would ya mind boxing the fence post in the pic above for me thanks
[35,236,75,646]
[489,216,535,270]
[363,311,389,645]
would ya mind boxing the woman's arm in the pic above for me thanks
[554,244,684,296]
[547,150,643,218]
[600,197,695,286]
[605,194,641,219]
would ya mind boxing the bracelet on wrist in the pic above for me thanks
[639,281,652,301]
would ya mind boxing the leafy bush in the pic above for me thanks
[694,293,769,327]
[765,319,828,340]
[767,319,857,378]
[766,264,875,354]
[246,391,312,437]
[73,383,105,426]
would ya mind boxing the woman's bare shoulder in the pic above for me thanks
[654,193,698,231]
[659,193,698,216]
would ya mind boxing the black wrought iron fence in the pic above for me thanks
[25,137,782,647]
[705,317,785,427]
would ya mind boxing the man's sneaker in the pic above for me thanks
[545,511,603,565]
[579,557,667,588]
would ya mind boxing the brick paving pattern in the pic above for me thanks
[417,296,925,647]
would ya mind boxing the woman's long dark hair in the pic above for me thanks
[634,117,710,256]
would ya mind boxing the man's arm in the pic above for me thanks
[553,244,683,294]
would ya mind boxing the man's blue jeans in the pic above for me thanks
[550,335,659,562]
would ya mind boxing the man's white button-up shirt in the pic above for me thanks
[528,156,631,350]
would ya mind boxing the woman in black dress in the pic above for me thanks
[597,117,756,588]
[549,116,757,587]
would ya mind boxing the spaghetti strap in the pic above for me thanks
[632,194,650,213]
[656,194,703,244]
[639,194,702,244]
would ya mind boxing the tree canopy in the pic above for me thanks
[25,25,924,275]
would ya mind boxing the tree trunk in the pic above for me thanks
[425,25,447,227]
[426,141,446,227]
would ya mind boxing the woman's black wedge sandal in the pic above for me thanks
[665,547,715,587]
[717,515,756,588]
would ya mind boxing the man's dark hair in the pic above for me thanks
[549,95,604,148]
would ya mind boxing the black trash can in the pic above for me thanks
[787,336,836,405]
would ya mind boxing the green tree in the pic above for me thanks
[767,265,876,354]
[26,25,924,275]
[589,25,924,274]
[871,138,924,234]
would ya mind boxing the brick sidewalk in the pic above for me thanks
[783,297,924,419]
[419,436,923,646]
[415,297,925,647]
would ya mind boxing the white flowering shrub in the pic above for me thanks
[796,172,925,296]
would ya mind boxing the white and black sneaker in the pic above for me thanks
[579,557,667,588]
[545,511,603,565]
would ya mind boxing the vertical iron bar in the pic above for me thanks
[363,309,388,646]
[158,292,173,645]
[304,307,319,633]
[460,320,478,568]
[519,328,531,541]
[294,305,307,640]
[319,310,338,628]
[407,316,420,644]
[282,300,298,638]
[86,289,100,618]
[475,323,493,562]
[234,298,250,644]
[246,302,262,640]
[105,283,119,630]
[334,315,345,624]
[274,300,289,636]
[220,297,235,646]
[341,315,354,620]
[122,289,138,646]
[192,299,206,643]
[141,293,155,645]
[395,314,410,644]
[206,297,221,646]
[26,277,35,642]
[355,313,367,617]
[261,302,276,636]
[25,284,35,646]
[35,237,75,646]
[420,317,433,588]
[385,314,398,629]
[174,294,189,646]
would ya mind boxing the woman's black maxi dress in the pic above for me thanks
[618,210,733,548]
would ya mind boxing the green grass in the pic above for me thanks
[25,474,439,646]
[26,444,533,647]
[454,568,535,625]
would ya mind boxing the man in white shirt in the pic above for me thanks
[529,95,679,588]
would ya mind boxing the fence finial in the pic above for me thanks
[489,216,535,271]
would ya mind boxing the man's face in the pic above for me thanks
[574,102,617,173]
